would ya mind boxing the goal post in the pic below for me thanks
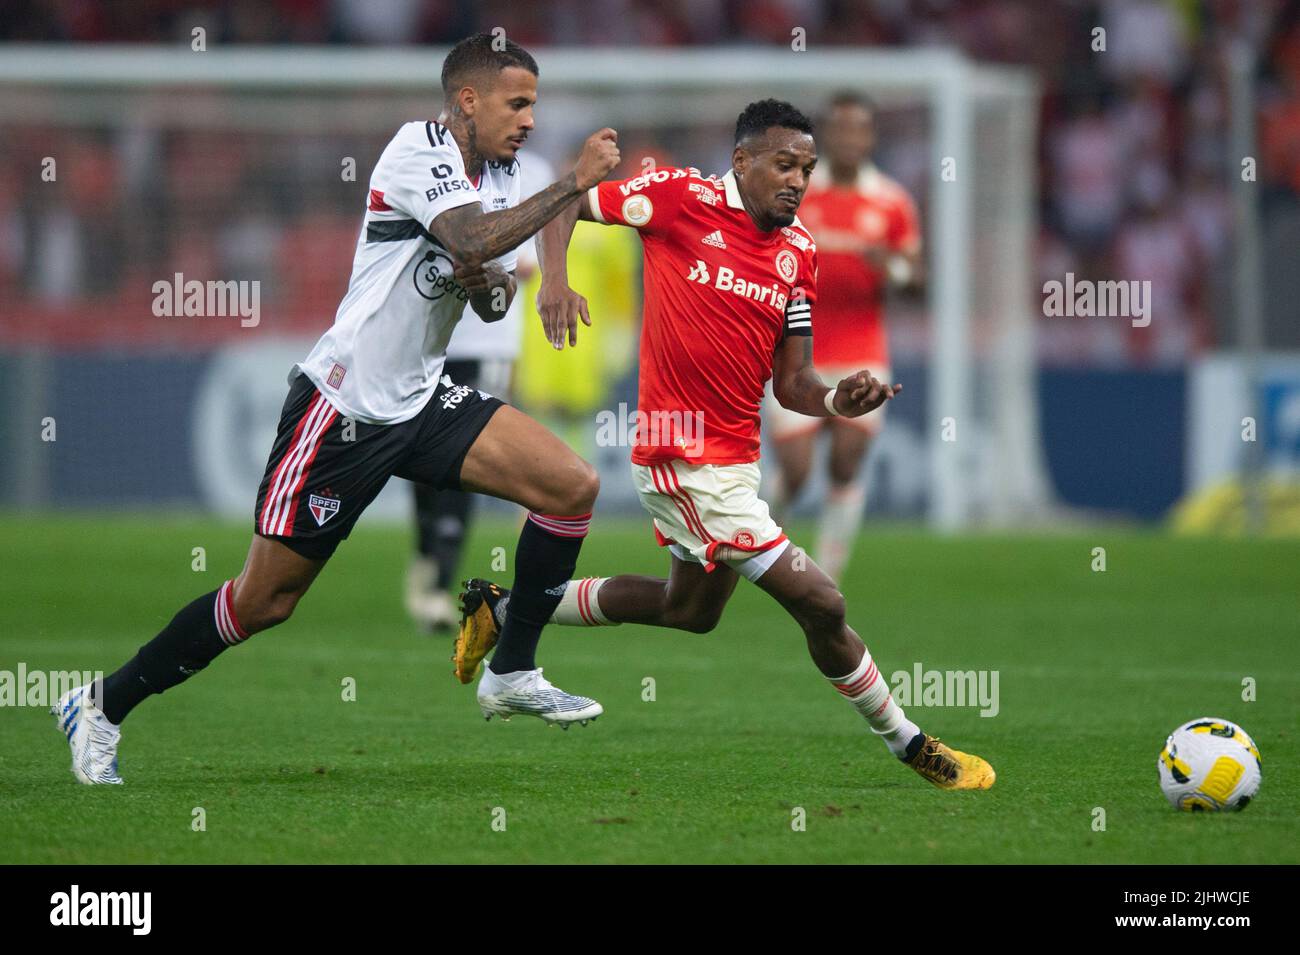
[0,45,1053,529]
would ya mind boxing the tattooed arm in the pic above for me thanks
[430,130,619,270]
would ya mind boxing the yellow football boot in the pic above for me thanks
[905,735,996,790]
[453,579,508,684]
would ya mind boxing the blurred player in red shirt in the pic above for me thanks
[458,101,992,791]
[764,92,923,582]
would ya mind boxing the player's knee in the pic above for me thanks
[797,584,846,635]
[261,591,301,629]
[548,459,599,515]
[573,460,600,510]
[663,596,725,634]
[676,606,724,634]
[235,586,303,634]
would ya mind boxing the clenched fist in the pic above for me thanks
[573,128,620,191]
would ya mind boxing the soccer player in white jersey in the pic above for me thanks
[53,35,620,785]
[458,101,994,791]
[405,154,555,634]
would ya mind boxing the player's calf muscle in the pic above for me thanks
[230,537,325,634]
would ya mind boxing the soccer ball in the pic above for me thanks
[1157,717,1261,812]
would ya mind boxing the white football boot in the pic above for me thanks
[52,685,123,785]
[477,667,603,729]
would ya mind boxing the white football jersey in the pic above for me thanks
[296,120,522,423]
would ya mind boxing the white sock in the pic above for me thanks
[549,577,618,626]
[815,482,867,582]
[828,649,921,758]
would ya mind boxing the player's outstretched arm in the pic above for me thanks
[534,193,593,349]
[428,129,619,270]
[771,335,901,418]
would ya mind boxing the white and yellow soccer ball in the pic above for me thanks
[1157,717,1262,811]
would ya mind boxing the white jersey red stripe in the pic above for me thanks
[295,121,522,425]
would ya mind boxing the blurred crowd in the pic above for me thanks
[1,0,1298,362]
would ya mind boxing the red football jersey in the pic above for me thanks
[796,165,920,366]
[590,167,818,465]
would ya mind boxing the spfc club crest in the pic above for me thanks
[308,493,341,526]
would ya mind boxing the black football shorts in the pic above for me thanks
[254,371,505,560]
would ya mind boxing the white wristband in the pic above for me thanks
[823,388,840,417]
[886,254,914,286]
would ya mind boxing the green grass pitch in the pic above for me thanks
[1,512,1296,864]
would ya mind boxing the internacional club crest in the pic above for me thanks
[775,249,798,283]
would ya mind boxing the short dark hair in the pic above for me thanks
[826,89,877,116]
[734,98,814,146]
[440,33,539,99]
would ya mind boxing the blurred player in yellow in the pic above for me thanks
[515,181,640,456]
[763,92,923,582]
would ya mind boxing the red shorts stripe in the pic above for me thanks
[278,404,338,537]
[262,395,337,536]
[652,463,714,545]
[260,393,326,534]
[661,462,715,545]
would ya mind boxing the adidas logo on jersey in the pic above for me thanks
[701,230,727,249]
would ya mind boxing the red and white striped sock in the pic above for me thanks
[828,649,920,757]
[214,579,250,646]
[550,577,618,626]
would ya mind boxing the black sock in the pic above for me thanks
[488,512,589,675]
[432,489,473,591]
[413,483,439,558]
[99,582,245,724]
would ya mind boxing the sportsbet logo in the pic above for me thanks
[685,259,789,311]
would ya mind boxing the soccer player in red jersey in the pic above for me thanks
[763,91,924,582]
[457,100,993,790]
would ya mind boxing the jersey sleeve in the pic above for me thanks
[380,122,480,232]
[586,167,691,236]
[888,190,922,255]
[781,249,818,340]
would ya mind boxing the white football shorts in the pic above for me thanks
[631,459,790,582]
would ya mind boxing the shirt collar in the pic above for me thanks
[721,168,808,235]
[721,169,746,210]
